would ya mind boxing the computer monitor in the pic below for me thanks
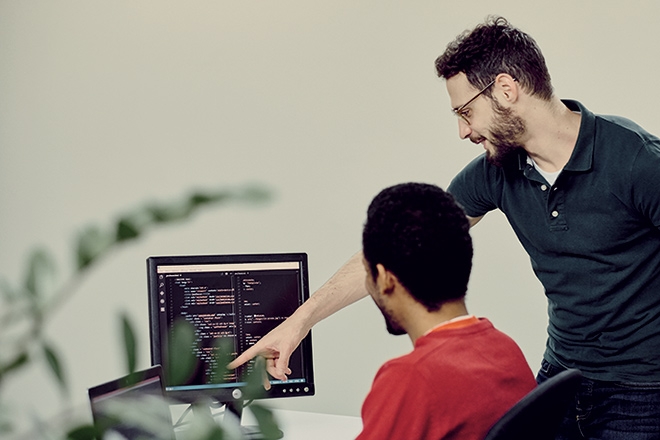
[147,253,315,415]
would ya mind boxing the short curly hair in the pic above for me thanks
[362,183,473,311]
[435,16,553,101]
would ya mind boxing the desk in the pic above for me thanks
[173,405,363,440]
[265,409,362,440]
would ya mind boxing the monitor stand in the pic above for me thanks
[192,400,283,440]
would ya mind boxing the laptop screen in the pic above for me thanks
[88,365,175,440]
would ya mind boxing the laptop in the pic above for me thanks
[88,365,176,440]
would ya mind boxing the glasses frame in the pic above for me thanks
[452,79,496,125]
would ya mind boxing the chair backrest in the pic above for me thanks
[483,369,582,440]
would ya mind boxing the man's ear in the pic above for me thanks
[375,264,397,295]
[494,73,519,104]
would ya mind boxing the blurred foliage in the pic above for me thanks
[68,319,281,440]
[0,184,277,439]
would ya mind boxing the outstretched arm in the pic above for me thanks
[227,251,368,384]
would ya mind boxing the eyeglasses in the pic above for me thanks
[452,79,495,125]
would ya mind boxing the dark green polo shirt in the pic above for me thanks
[448,100,660,382]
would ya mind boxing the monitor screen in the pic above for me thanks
[147,253,314,406]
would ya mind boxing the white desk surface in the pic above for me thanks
[270,409,362,440]
[172,405,362,440]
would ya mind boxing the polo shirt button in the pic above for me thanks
[551,210,559,218]
[541,184,548,191]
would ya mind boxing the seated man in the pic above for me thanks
[357,182,536,440]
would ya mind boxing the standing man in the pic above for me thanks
[356,182,535,439]
[230,16,660,439]
[435,16,660,439]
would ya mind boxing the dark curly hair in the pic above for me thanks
[435,16,553,101]
[362,183,473,311]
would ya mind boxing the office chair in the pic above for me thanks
[483,368,582,440]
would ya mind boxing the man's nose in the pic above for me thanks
[458,118,472,140]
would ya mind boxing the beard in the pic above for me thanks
[485,100,526,168]
[378,306,406,336]
[384,317,406,336]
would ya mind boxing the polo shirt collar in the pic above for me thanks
[562,100,594,172]
[516,99,595,173]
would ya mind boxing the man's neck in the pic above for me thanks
[522,97,581,173]
[405,299,469,344]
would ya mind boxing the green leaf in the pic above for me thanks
[76,225,112,270]
[248,403,281,440]
[0,404,13,435]
[145,185,270,226]
[0,276,19,303]
[66,424,98,440]
[121,312,138,374]
[43,342,67,393]
[0,352,29,384]
[115,217,141,242]
[145,203,174,223]
[167,319,198,386]
[188,190,230,206]
[209,337,234,384]
[201,427,227,440]
[243,356,267,401]
[0,276,14,300]
[148,202,191,223]
[239,185,272,202]
[24,248,56,299]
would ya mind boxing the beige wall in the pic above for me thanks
[2,0,659,432]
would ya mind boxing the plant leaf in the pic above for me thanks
[145,185,270,226]
[66,424,98,440]
[145,203,173,223]
[188,189,230,207]
[238,184,272,203]
[24,248,56,299]
[0,276,19,303]
[243,356,268,401]
[115,217,141,242]
[201,427,227,440]
[43,342,67,394]
[76,226,112,270]
[121,312,137,374]
[0,352,29,385]
[0,411,12,436]
[167,319,198,386]
[248,403,281,440]
[209,337,234,384]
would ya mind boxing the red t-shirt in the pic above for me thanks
[356,318,536,440]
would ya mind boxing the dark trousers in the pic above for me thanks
[537,359,660,440]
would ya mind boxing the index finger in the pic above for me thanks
[227,343,262,370]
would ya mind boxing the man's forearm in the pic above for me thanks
[292,251,368,333]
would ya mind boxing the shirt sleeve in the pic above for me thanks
[447,153,502,218]
[631,138,660,229]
